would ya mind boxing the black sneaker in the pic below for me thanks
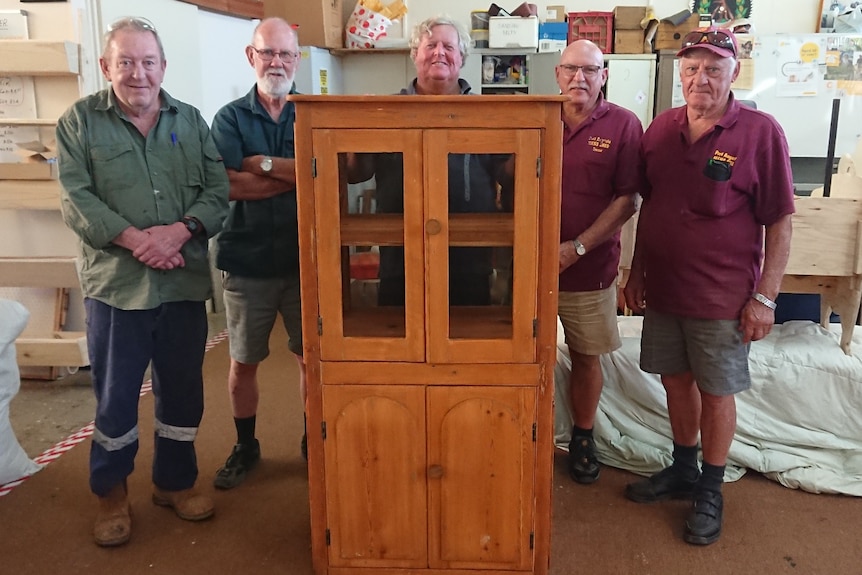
[213,440,260,490]
[625,465,699,503]
[684,489,723,545]
[568,435,600,484]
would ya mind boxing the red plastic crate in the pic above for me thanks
[568,11,613,53]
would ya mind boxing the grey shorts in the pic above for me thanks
[222,272,303,362]
[558,284,622,356]
[640,308,751,396]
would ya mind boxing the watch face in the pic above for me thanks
[261,156,273,172]
[184,218,199,233]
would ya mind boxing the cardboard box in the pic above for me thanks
[613,6,646,30]
[539,22,567,40]
[489,16,539,49]
[0,162,58,180]
[544,5,566,22]
[538,39,567,53]
[613,29,645,54]
[655,11,700,51]
[264,0,342,49]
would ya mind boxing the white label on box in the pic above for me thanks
[489,16,539,49]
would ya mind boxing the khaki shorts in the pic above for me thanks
[222,272,303,362]
[557,284,621,356]
[639,308,751,396]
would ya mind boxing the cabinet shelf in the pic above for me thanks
[0,118,58,126]
[0,180,62,210]
[340,213,515,247]
[0,40,80,75]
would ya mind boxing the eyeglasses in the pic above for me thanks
[108,16,157,34]
[558,64,602,78]
[250,46,300,63]
[681,30,737,57]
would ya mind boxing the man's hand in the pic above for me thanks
[559,241,580,273]
[623,273,646,314]
[739,298,774,343]
[131,223,189,270]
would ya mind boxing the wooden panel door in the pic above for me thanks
[424,129,541,365]
[322,384,427,569]
[427,386,537,571]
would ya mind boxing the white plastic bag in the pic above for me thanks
[345,0,394,49]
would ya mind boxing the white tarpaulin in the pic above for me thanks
[555,316,862,496]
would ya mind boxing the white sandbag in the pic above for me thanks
[0,299,43,485]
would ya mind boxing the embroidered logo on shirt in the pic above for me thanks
[587,136,611,153]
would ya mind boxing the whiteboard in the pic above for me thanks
[671,34,862,158]
[730,34,862,158]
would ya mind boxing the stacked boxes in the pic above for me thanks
[613,6,647,54]
[568,12,613,54]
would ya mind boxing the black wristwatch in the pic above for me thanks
[182,216,203,236]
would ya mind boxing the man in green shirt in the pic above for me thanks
[55,17,229,547]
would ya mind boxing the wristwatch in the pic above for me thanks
[182,216,202,236]
[260,156,273,173]
[572,238,587,256]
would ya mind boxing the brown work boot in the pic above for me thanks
[94,482,131,547]
[152,486,214,521]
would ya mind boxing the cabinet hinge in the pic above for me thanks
[536,156,542,178]
[312,157,317,178]
[533,318,538,338]
[321,421,327,441]
[530,532,535,549]
[325,528,331,545]
[317,316,323,336]
[532,422,537,442]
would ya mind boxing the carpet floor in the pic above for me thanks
[1,326,860,574]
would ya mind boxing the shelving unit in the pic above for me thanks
[0,35,88,376]
[473,49,558,95]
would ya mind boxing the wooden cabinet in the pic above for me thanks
[293,95,564,575]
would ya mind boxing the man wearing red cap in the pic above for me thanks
[623,27,795,545]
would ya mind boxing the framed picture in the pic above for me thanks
[818,1,849,33]
[691,0,753,23]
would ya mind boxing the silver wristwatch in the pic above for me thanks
[260,156,273,172]
[572,238,586,256]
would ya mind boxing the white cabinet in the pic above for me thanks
[604,54,657,131]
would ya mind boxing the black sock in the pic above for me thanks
[571,425,593,439]
[699,462,725,493]
[234,415,256,446]
[671,442,700,479]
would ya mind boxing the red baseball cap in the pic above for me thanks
[677,27,738,59]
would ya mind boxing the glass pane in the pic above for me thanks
[339,152,406,338]
[447,152,515,340]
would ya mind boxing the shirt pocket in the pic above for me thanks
[89,142,139,204]
[690,158,735,217]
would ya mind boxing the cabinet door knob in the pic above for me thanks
[426,219,442,235]
[428,464,444,479]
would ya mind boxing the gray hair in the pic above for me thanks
[103,17,165,61]
[409,15,473,64]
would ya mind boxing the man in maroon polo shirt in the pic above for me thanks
[555,39,642,485]
[623,27,795,545]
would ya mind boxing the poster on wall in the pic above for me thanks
[690,0,753,25]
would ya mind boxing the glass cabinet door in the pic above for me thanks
[311,127,541,365]
[312,128,425,363]
[425,129,540,364]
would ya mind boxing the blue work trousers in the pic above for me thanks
[85,299,207,496]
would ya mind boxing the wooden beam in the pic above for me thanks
[0,40,80,75]
[0,180,61,210]
[0,257,79,288]
[0,118,58,126]
[16,332,88,367]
